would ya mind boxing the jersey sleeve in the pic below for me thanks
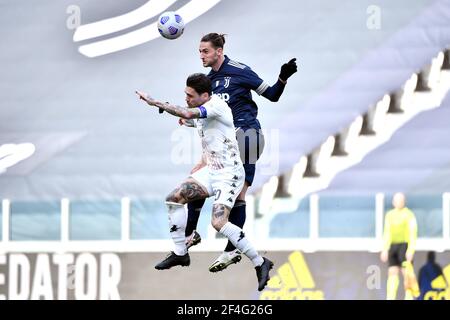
[197,98,224,119]
[240,67,270,95]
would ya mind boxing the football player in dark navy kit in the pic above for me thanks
[183,33,297,272]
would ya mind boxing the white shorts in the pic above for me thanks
[190,166,245,208]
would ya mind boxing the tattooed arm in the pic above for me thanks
[136,90,202,120]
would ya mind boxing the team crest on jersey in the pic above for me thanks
[224,77,231,88]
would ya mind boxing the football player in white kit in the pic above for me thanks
[135,73,273,291]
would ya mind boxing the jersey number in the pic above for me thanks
[214,189,222,201]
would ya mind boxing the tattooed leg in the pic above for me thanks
[211,203,231,231]
[165,178,209,204]
[163,179,208,256]
[214,203,264,268]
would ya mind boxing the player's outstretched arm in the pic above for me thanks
[135,90,201,119]
[261,58,298,102]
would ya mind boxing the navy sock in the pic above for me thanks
[185,199,205,237]
[224,200,246,252]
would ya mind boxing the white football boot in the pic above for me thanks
[208,249,242,273]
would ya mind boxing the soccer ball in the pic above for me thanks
[157,11,185,40]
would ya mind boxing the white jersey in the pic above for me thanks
[195,95,242,172]
[191,95,245,207]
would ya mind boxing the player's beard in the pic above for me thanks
[204,53,219,68]
[203,59,213,67]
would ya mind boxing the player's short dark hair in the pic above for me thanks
[186,73,212,95]
[201,33,226,49]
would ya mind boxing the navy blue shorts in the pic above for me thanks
[235,127,265,186]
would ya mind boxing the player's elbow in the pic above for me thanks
[182,111,196,120]
[268,96,280,102]
[263,92,281,102]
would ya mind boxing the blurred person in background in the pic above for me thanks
[418,251,447,300]
[380,192,418,300]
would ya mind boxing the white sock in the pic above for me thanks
[219,222,263,267]
[166,202,188,256]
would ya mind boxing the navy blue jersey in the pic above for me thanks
[208,55,269,129]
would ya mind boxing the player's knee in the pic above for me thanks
[165,194,176,202]
[388,267,399,276]
[165,192,182,204]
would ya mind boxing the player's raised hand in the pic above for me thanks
[279,58,298,82]
[136,90,164,113]
[135,90,153,104]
